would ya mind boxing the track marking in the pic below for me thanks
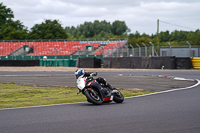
[126,79,200,99]
[0,78,199,111]
[0,102,87,111]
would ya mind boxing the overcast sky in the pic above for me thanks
[1,0,200,35]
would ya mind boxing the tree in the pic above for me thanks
[28,19,67,39]
[134,31,141,38]
[160,30,170,42]
[111,20,130,36]
[187,29,200,46]
[0,2,28,39]
[103,33,114,39]
[0,2,14,26]
[0,19,28,39]
[65,20,129,39]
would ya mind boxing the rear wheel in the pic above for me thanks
[113,90,124,103]
[85,89,103,105]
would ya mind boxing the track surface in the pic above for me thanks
[0,70,200,133]
[0,70,196,91]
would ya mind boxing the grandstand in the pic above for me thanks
[0,40,126,57]
[93,42,125,56]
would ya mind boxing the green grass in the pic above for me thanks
[0,83,156,109]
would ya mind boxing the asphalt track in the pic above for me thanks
[0,70,197,91]
[0,69,200,133]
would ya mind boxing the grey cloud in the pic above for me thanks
[1,0,200,34]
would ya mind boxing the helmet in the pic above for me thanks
[75,68,85,79]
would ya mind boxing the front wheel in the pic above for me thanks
[85,89,103,105]
[113,90,124,103]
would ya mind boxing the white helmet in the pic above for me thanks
[75,68,85,79]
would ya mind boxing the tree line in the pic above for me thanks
[0,2,199,46]
[128,29,200,47]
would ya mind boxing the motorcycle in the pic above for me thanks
[76,72,124,105]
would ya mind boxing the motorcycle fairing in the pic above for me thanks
[103,96,113,101]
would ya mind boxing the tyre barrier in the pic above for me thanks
[191,58,200,69]
[176,57,193,69]
[103,57,193,69]
[0,60,39,66]
[0,57,196,69]
[76,57,101,68]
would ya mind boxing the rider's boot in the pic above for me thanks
[106,83,116,90]
[106,83,120,95]
[111,90,120,95]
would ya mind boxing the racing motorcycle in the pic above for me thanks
[76,73,124,105]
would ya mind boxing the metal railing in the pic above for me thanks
[103,41,200,58]
[103,42,158,57]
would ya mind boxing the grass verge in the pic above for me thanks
[0,83,157,109]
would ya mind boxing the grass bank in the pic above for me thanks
[0,83,156,109]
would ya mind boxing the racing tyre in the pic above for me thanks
[113,90,124,103]
[85,90,103,105]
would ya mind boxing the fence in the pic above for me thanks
[103,45,200,58]
[102,42,158,57]
[160,47,200,57]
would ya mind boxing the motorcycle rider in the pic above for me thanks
[75,68,116,97]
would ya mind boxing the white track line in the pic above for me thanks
[126,79,200,99]
[0,102,87,111]
[0,78,200,111]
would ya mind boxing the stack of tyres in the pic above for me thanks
[191,58,200,69]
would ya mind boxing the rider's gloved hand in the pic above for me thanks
[90,72,97,76]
